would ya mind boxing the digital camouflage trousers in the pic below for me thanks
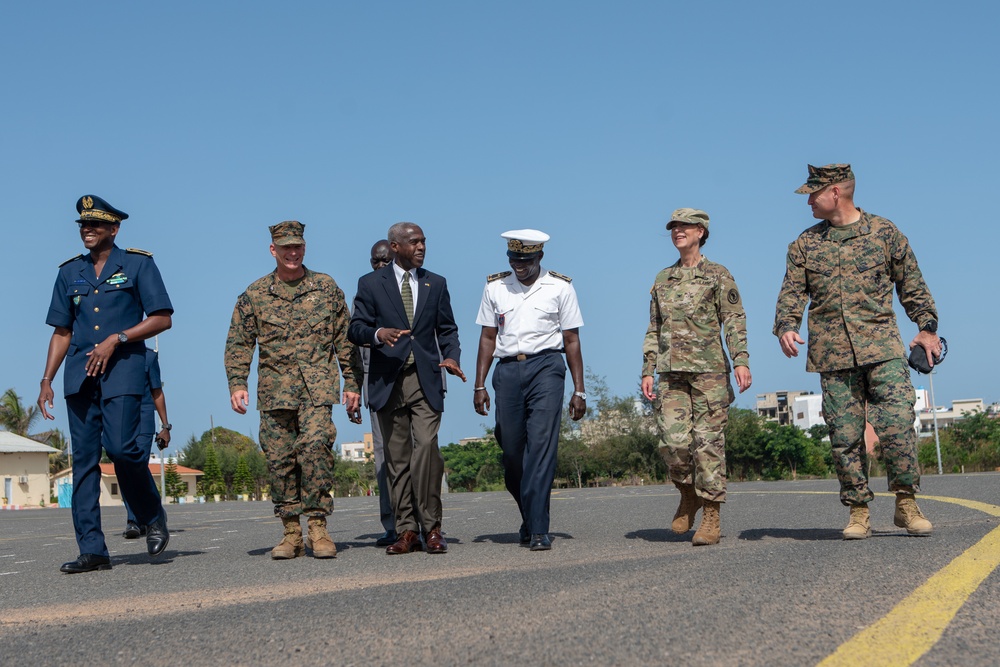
[259,404,337,518]
[820,357,920,506]
[655,371,734,502]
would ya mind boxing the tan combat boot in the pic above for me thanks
[271,516,305,559]
[894,494,933,535]
[671,482,703,534]
[843,504,871,540]
[692,500,721,546]
[305,516,338,558]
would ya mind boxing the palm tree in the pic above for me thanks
[47,429,70,475]
[0,387,58,444]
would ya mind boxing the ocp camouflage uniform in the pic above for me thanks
[224,267,358,518]
[773,210,937,505]
[642,257,749,502]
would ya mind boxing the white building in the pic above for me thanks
[790,394,825,431]
[1,431,60,508]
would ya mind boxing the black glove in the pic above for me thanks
[908,336,947,374]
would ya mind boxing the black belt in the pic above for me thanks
[498,348,563,363]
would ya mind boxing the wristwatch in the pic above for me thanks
[920,321,938,334]
[117,332,129,344]
[161,423,172,431]
[573,391,587,400]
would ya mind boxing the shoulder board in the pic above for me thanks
[126,248,153,257]
[487,271,512,282]
[59,254,84,267]
[548,270,572,283]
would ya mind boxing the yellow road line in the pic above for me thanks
[819,494,1000,667]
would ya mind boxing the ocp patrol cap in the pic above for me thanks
[269,220,306,246]
[76,195,128,224]
[502,229,550,259]
[666,208,710,231]
[795,163,855,194]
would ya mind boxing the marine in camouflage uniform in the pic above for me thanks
[774,164,941,539]
[224,221,361,558]
[641,208,751,546]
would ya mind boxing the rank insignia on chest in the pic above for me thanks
[497,314,505,327]
[106,273,129,286]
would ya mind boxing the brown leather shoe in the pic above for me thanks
[424,528,448,554]
[386,530,422,555]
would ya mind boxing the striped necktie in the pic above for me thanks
[400,272,414,366]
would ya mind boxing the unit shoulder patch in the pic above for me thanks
[59,254,84,267]
[487,271,512,282]
[126,247,154,257]
[548,270,572,283]
[727,288,740,305]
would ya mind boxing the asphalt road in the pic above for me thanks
[2,474,998,667]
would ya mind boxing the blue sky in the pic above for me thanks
[3,2,996,455]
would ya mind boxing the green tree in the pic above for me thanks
[181,427,268,497]
[948,411,1000,471]
[760,422,812,480]
[232,456,254,497]
[198,441,226,499]
[0,388,57,443]
[46,429,70,475]
[724,408,766,481]
[441,436,504,492]
[164,459,187,502]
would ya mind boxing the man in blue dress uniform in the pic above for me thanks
[37,195,174,573]
[473,230,587,551]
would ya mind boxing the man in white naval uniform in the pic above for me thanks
[472,230,587,551]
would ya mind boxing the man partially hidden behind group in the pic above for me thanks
[38,195,172,573]
[349,222,464,555]
[355,239,400,547]
[775,164,941,539]
[474,230,586,551]
[225,221,361,559]
[641,209,751,546]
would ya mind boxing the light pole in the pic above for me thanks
[928,369,943,475]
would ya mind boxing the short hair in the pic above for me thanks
[838,180,856,199]
[387,222,418,244]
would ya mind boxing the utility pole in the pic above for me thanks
[929,370,943,475]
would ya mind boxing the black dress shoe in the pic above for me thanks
[122,521,145,539]
[60,554,112,574]
[375,530,398,547]
[519,523,530,545]
[146,514,170,556]
[529,534,552,551]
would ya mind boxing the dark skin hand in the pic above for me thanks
[474,326,584,420]
[38,311,173,420]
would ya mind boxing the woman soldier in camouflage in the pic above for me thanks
[641,209,752,546]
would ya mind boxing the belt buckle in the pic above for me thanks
[516,353,528,361]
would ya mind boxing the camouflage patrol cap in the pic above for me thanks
[666,208,710,245]
[795,164,855,194]
[269,220,305,246]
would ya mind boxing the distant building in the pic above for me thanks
[914,391,985,435]
[52,455,203,506]
[339,432,374,463]
[790,394,824,431]
[0,431,60,508]
[756,390,815,426]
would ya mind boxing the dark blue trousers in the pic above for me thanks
[66,381,163,557]
[123,430,154,524]
[492,352,566,535]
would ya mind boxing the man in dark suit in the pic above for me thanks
[349,222,464,555]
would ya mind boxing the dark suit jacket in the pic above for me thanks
[348,264,460,413]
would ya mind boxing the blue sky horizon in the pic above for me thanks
[3,2,996,455]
